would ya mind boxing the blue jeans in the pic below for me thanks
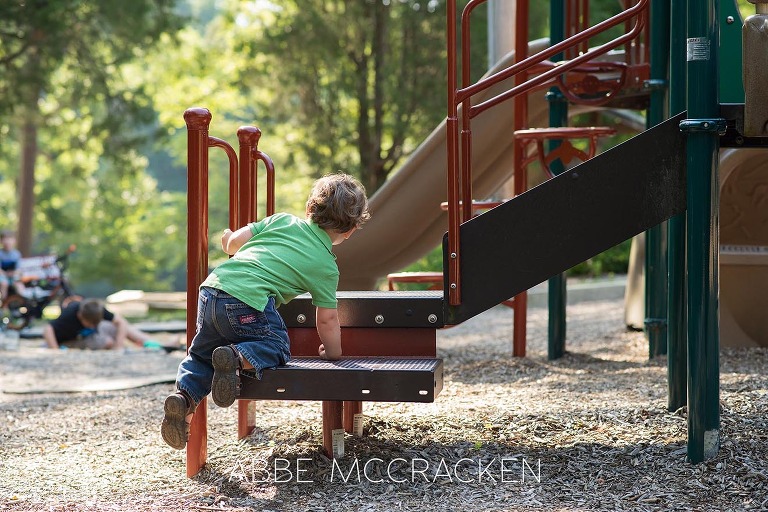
[176,287,290,405]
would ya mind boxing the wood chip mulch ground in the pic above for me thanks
[1,299,766,511]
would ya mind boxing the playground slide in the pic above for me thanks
[336,39,643,290]
[335,40,556,290]
[623,147,768,349]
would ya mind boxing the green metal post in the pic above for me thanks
[667,0,688,412]
[683,0,721,463]
[645,0,671,359]
[547,0,567,361]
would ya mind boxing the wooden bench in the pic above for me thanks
[235,291,445,458]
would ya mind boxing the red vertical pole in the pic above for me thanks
[237,127,261,227]
[446,0,461,306]
[343,401,363,434]
[512,0,530,358]
[183,107,211,478]
[236,126,262,440]
[460,8,474,224]
[322,401,344,457]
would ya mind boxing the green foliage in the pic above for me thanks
[0,0,656,297]
[0,0,182,118]
[214,0,487,193]
[735,0,754,20]
[568,239,632,277]
[0,0,185,294]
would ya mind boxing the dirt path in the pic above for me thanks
[1,300,766,511]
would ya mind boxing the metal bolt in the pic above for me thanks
[428,314,438,324]
[450,252,457,259]
[450,283,457,289]
[297,314,306,324]
[726,16,734,24]
[374,314,384,324]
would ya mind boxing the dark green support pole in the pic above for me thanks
[547,0,567,361]
[645,0,671,359]
[667,0,688,412]
[682,0,721,463]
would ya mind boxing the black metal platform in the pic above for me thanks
[239,357,443,402]
[444,112,688,325]
[279,290,445,329]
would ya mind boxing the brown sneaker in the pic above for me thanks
[161,392,195,450]
[211,345,242,408]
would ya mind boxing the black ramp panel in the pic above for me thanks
[445,112,687,325]
[239,357,443,402]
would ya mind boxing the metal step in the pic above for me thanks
[239,357,443,402]
[279,290,444,328]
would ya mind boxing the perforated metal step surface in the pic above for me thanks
[239,357,443,403]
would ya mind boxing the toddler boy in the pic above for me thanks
[162,173,369,450]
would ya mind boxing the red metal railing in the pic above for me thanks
[446,0,649,306]
[183,107,275,477]
[234,126,275,440]
[237,127,276,226]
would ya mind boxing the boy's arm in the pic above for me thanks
[42,324,60,349]
[316,306,342,360]
[221,226,253,255]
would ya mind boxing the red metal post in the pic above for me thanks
[237,127,261,227]
[447,0,461,305]
[322,401,344,457]
[343,401,363,435]
[234,125,276,440]
[512,0,531,358]
[183,107,211,478]
[236,127,258,440]
[459,1,486,224]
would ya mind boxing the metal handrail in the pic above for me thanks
[254,147,276,217]
[237,126,276,225]
[446,0,649,306]
[209,136,239,231]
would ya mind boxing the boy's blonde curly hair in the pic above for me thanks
[306,174,371,233]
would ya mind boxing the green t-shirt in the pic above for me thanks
[202,213,338,311]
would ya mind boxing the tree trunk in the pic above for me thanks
[17,114,37,256]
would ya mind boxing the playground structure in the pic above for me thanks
[626,145,768,350]
[181,0,768,476]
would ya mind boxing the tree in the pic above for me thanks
[0,0,183,255]
[221,0,488,194]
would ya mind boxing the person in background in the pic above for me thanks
[0,230,24,301]
[43,297,170,351]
